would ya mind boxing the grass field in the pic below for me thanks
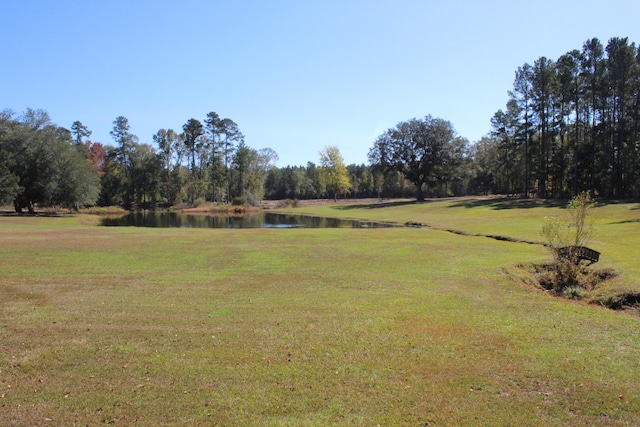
[1,197,639,426]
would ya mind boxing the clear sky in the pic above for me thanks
[2,0,639,167]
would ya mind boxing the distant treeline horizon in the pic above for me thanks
[2,36,639,212]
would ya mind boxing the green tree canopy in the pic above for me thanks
[70,120,92,145]
[319,146,351,200]
[0,109,100,213]
[368,115,459,201]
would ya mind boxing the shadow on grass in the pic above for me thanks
[609,219,640,225]
[448,197,566,210]
[332,200,423,211]
[333,197,570,211]
[0,210,67,218]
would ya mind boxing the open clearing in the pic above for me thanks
[1,197,640,426]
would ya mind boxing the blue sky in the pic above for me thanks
[2,0,639,167]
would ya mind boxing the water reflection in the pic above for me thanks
[102,212,399,229]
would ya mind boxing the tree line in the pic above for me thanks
[2,37,639,212]
[368,36,640,201]
[482,36,640,199]
[101,113,279,208]
[0,109,378,212]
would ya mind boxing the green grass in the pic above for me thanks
[1,198,640,426]
[278,197,640,293]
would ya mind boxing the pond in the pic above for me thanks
[101,212,400,229]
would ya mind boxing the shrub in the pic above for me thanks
[232,196,246,206]
[194,197,207,207]
[245,192,261,207]
[562,286,584,300]
[278,199,300,208]
[541,192,597,292]
[552,260,580,293]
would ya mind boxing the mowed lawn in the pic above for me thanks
[1,199,639,426]
[281,197,640,292]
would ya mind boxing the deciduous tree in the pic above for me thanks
[1,109,100,212]
[368,115,458,201]
[319,146,351,201]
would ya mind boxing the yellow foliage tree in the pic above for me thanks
[319,146,351,201]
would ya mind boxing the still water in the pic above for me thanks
[102,212,399,229]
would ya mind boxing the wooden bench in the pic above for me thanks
[557,246,600,265]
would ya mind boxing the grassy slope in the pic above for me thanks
[1,200,639,426]
[278,197,640,293]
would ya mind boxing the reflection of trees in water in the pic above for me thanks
[102,212,398,229]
